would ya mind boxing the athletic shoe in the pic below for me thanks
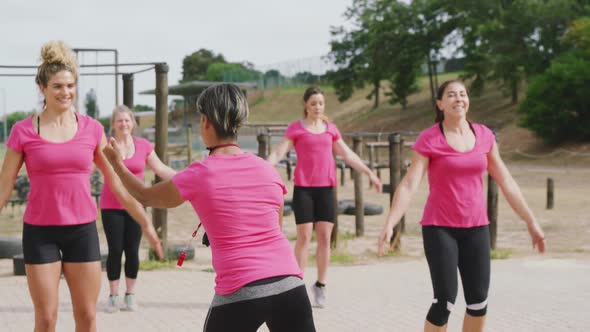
[122,293,138,312]
[311,284,326,308]
[105,295,119,313]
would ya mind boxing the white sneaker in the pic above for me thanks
[122,293,138,312]
[105,295,119,313]
[311,284,326,308]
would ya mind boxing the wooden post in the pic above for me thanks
[257,132,268,159]
[186,125,192,164]
[353,136,364,236]
[399,137,406,233]
[388,133,402,249]
[546,178,554,210]
[330,179,339,248]
[340,162,346,186]
[153,63,169,254]
[376,132,382,179]
[285,151,292,181]
[122,73,134,109]
[368,144,375,189]
[487,174,499,250]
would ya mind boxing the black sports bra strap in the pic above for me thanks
[37,112,78,135]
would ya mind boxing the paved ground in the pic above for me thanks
[0,255,588,331]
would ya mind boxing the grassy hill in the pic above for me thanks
[247,73,590,166]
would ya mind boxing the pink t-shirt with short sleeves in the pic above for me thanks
[413,122,496,228]
[171,153,302,295]
[285,120,341,187]
[6,114,104,226]
[100,137,153,210]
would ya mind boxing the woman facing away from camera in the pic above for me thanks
[100,105,176,313]
[377,80,545,332]
[0,41,162,332]
[267,86,382,308]
[103,83,316,332]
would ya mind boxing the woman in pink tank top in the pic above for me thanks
[100,105,176,313]
[377,80,545,332]
[104,83,316,331]
[0,41,162,332]
[267,87,382,308]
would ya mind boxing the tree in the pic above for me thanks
[328,0,413,109]
[180,49,226,83]
[206,63,260,82]
[518,51,590,143]
[134,104,154,113]
[453,0,587,103]
[85,89,98,119]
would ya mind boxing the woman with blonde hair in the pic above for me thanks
[267,86,382,308]
[100,105,176,313]
[0,41,162,331]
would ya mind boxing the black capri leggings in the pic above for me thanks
[101,209,142,281]
[422,225,491,326]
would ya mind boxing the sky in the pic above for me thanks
[0,0,352,118]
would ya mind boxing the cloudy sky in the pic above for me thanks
[0,0,352,117]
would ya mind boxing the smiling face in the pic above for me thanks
[40,70,76,112]
[112,111,135,137]
[436,82,470,121]
[304,93,326,121]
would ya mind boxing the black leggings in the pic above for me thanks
[101,209,142,281]
[204,284,315,332]
[422,225,491,326]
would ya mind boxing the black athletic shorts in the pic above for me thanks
[22,221,101,264]
[292,186,336,224]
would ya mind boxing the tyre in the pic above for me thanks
[0,236,23,259]
[341,200,384,216]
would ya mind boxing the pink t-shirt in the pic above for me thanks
[100,137,153,210]
[171,153,302,295]
[6,114,104,226]
[413,123,496,228]
[285,120,341,187]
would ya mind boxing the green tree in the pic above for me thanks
[134,104,154,112]
[180,49,226,83]
[206,63,260,82]
[518,52,590,143]
[518,17,590,143]
[328,0,409,109]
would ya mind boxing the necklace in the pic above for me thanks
[206,143,240,155]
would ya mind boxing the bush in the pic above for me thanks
[518,51,590,144]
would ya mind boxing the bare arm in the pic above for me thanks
[103,138,184,209]
[377,151,428,256]
[146,150,177,181]
[95,135,164,259]
[333,138,382,192]
[487,142,545,253]
[267,137,293,165]
[0,148,24,211]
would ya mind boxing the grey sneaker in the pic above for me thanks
[122,293,138,312]
[105,295,119,313]
[311,284,326,308]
